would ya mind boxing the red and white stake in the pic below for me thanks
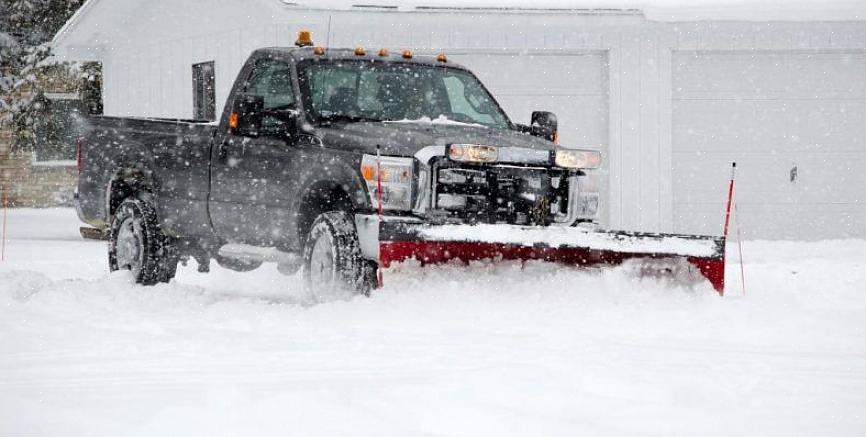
[723,162,736,239]
[721,162,746,296]
[1,181,7,262]
[375,145,384,287]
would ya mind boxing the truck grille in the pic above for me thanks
[430,162,574,226]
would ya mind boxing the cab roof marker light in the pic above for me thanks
[437,52,447,63]
[378,48,389,57]
[354,47,366,56]
[295,30,313,47]
[402,49,413,59]
[313,46,325,55]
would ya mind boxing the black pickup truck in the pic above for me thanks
[76,40,602,297]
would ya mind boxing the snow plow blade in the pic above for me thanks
[376,221,726,294]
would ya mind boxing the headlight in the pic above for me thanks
[360,154,414,211]
[448,144,498,162]
[554,148,602,169]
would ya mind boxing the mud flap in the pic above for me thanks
[79,226,107,240]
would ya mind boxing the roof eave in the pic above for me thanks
[51,0,101,47]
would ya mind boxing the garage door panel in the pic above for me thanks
[675,100,866,154]
[789,53,866,94]
[673,101,790,152]
[673,50,866,239]
[675,52,866,99]
[674,53,788,95]
[674,203,866,240]
[795,154,866,203]
[674,152,866,205]
[787,100,866,147]
[452,53,605,96]
[673,154,800,204]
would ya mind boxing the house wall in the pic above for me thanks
[53,4,866,238]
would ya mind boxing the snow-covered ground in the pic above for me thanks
[1,208,865,436]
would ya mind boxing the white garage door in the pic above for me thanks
[449,52,609,223]
[672,51,866,240]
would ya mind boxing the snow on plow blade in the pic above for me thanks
[377,222,726,294]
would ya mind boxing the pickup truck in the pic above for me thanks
[76,38,603,297]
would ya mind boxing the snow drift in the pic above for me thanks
[1,209,865,436]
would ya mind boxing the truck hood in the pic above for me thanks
[316,121,554,160]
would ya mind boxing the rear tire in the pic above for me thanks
[108,197,179,285]
[302,211,376,301]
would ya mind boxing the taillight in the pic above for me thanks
[76,138,82,176]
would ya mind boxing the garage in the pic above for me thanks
[672,51,866,239]
[450,52,610,223]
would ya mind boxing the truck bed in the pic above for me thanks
[76,115,217,237]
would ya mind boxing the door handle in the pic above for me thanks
[217,139,229,160]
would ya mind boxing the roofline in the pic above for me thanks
[277,1,865,22]
[51,0,101,46]
[279,2,643,16]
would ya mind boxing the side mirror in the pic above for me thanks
[530,111,558,143]
[230,94,264,137]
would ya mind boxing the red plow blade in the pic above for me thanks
[377,222,726,294]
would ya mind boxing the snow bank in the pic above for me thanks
[1,209,865,436]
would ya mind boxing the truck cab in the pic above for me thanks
[215,44,599,244]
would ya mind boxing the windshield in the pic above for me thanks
[298,60,511,129]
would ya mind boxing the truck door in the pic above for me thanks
[209,58,303,246]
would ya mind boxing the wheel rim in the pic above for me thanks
[308,232,338,299]
[115,216,143,273]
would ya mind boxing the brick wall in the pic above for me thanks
[1,130,76,208]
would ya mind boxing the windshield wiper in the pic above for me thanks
[318,114,383,125]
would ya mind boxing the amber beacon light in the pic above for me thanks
[295,30,313,47]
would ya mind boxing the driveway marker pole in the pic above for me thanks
[1,181,7,262]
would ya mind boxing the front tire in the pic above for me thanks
[302,211,376,301]
[108,197,178,285]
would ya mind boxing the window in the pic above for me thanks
[242,59,295,136]
[245,59,294,110]
[299,60,509,129]
[192,61,216,121]
[80,61,103,115]
[32,94,85,162]
[442,75,497,125]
